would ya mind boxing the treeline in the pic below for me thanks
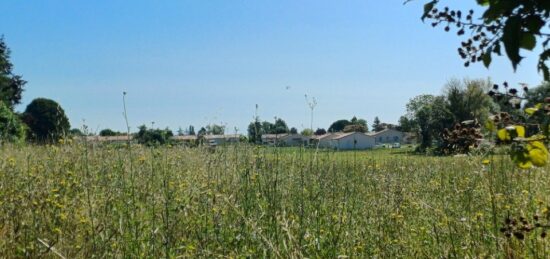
[398,78,550,154]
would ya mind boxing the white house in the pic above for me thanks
[367,128,404,145]
[312,132,375,150]
[261,134,309,146]
[204,134,242,146]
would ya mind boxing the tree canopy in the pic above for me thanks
[0,37,26,109]
[22,98,70,143]
[420,0,550,80]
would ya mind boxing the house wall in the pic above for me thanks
[334,133,375,150]
[373,130,404,144]
[282,134,309,146]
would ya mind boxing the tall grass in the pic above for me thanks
[1,143,549,257]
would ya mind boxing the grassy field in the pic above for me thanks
[1,143,550,258]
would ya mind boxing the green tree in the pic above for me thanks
[135,125,173,146]
[22,98,70,143]
[0,37,26,109]
[188,125,196,135]
[328,119,351,132]
[372,116,384,132]
[99,128,119,136]
[420,0,550,79]
[247,121,263,143]
[404,95,454,150]
[300,128,314,136]
[69,128,84,136]
[314,128,327,135]
[0,101,26,143]
[398,116,415,132]
[273,118,289,134]
[290,127,298,134]
[444,78,495,124]
[206,124,225,135]
[343,124,368,133]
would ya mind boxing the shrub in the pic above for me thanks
[0,101,26,143]
[22,98,70,143]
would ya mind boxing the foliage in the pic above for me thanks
[205,124,225,135]
[343,124,368,133]
[247,121,263,143]
[99,128,122,136]
[0,101,26,143]
[314,128,327,135]
[420,0,550,80]
[22,98,70,143]
[2,145,550,257]
[273,118,290,134]
[290,127,298,134]
[300,128,314,136]
[329,117,368,133]
[328,119,351,133]
[403,94,454,151]
[372,116,384,132]
[135,125,174,146]
[69,128,85,136]
[440,121,483,155]
[189,125,195,135]
[0,37,26,109]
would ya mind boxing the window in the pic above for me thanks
[394,136,399,142]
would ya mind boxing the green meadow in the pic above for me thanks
[1,143,550,258]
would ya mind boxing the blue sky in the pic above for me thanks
[1,1,545,134]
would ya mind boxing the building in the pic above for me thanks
[203,134,242,146]
[85,135,133,144]
[311,132,375,150]
[368,128,404,145]
[171,135,198,145]
[261,133,310,146]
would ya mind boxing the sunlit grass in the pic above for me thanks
[1,143,549,257]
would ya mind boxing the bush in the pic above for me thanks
[22,98,70,143]
[0,101,26,143]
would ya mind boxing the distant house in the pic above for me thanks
[368,128,404,145]
[261,134,309,146]
[171,135,198,145]
[203,134,242,146]
[311,132,375,150]
[85,135,133,144]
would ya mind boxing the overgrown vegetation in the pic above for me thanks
[2,144,550,258]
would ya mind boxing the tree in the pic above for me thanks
[403,94,454,150]
[420,0,550,80]
[198,127,207,136]
[0,37,26,109]
[188,125,196,135]
[247,121,262,143]
[99,128,119,136]
[444,78,495,125]
[300,128,314,136]
[372,116,384,132]
[22,98,70,143]
[205,124,225,135]
[343,124,368,133]
[398,116,415,132]
[273,118,290,134]
[135,125,173,146]
[328,119,351,132]
[261,121,274,134]
[69,128,84,136]
[290,127,298,134]
[0,101,26,143]
[314,128,327,135]
[525,82,550,107]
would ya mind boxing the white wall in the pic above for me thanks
[333,133,375,150]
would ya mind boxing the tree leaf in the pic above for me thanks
[482,51,492,68]
[520,32,536,50]
[422,0,438,21]
[502,16,523,70]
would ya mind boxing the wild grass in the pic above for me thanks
[1,143,550,258]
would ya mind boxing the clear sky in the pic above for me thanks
[1,0,545,134]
